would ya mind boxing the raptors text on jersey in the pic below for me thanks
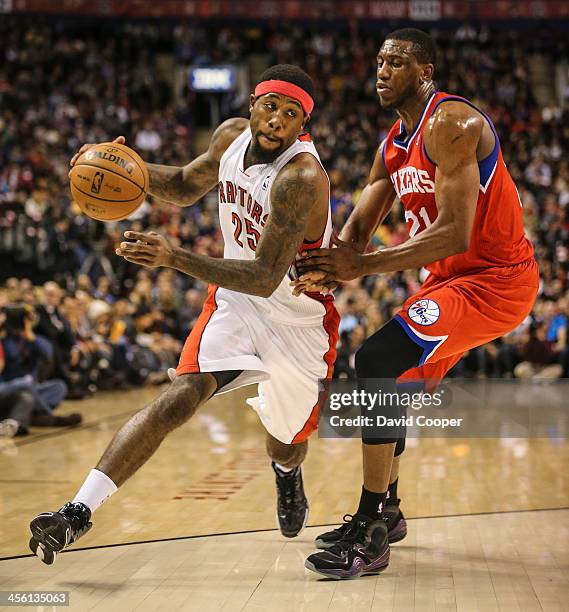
[217,128,333,325]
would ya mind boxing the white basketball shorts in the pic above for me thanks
[176,285,339,444]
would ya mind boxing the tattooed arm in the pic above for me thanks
[291,141,395,294]
[69,118,248,207]
[146,117,248,206]
[116,153,326,297]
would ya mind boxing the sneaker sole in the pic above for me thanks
[29,537,56,565]
[304,545,390,580]
[315,517,407,550]
[387,517,407,544]
[277,503,309,538]
[29,514,69,565]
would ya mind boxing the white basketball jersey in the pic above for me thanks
[217,127,333,325]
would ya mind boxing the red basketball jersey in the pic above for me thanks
[382,91,534,278]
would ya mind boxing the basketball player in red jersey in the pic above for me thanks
[294,29,539,578]
[28,65,341,565]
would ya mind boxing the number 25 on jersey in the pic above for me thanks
[232,213,260,252]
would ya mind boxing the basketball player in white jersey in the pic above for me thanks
[29,65,340,564]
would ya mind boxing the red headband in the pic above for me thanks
[254,79,314,117]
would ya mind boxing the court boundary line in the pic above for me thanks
[2,505,568,562]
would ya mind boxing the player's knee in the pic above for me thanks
[355,337,400,378]
[394,436,406,456]
[267,436,307,469]
[156,374,215,430]
[355,319,422,379]
[354,340,383,378]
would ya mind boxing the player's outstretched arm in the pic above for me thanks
[298,104,483,283]
[292,142,396,294]
[338,141,397,253]
[69,118,248,208]
[116,154,323,297]
[358,102,481,274]
[145,117,248,206]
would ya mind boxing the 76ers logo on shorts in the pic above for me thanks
[408,299,440,326]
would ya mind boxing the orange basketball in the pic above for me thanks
[69,142,149,222]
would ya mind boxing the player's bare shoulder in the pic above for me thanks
[209,117,250,162]
[370,140,391,183]
[270,152,328,242]
[424,101,484,167]
[276,152,327,197]
[268,153,324,226]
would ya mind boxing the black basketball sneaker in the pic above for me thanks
[272,462,309,538]
[314,513,360,550]
[383,497,407,543]
[305,515,389,579]
[315,500,407,549]
[29,502,92,565]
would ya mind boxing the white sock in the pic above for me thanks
[275,462,294,473]
[72,469,118,513]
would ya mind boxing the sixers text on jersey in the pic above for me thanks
[382,91,534,278]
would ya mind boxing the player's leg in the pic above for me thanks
[29,372,217,565]
[247,305,338,539]
[307,319,422,578]
[383,442,408,543]
[266,433,309,538]
[378,349,461,548]
[28,286,260,566]
[96,373,218,485]
[309,265,539,578]
[388,455,400,493]
[266,432,308,470]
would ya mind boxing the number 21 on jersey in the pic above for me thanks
[405,206,433,238]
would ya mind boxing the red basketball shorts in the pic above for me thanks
[395,258,539,383]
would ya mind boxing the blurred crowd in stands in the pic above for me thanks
[1,19,568,435]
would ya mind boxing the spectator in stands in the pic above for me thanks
[0,304,82,428]
[545,297,569,375]
[514,321,564,381]
[0,383,36,437]
[0,312,35,436]
[34,281,75,379]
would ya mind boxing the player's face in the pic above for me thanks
[376,40,429,109]
[249,93,306,163]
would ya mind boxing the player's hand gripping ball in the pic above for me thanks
[69,136,149,222]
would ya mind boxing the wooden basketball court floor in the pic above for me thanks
[0,386,568,611]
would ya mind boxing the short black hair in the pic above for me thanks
[256,64,314,99]
[2,304,31,334]
[385,28,437,65]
